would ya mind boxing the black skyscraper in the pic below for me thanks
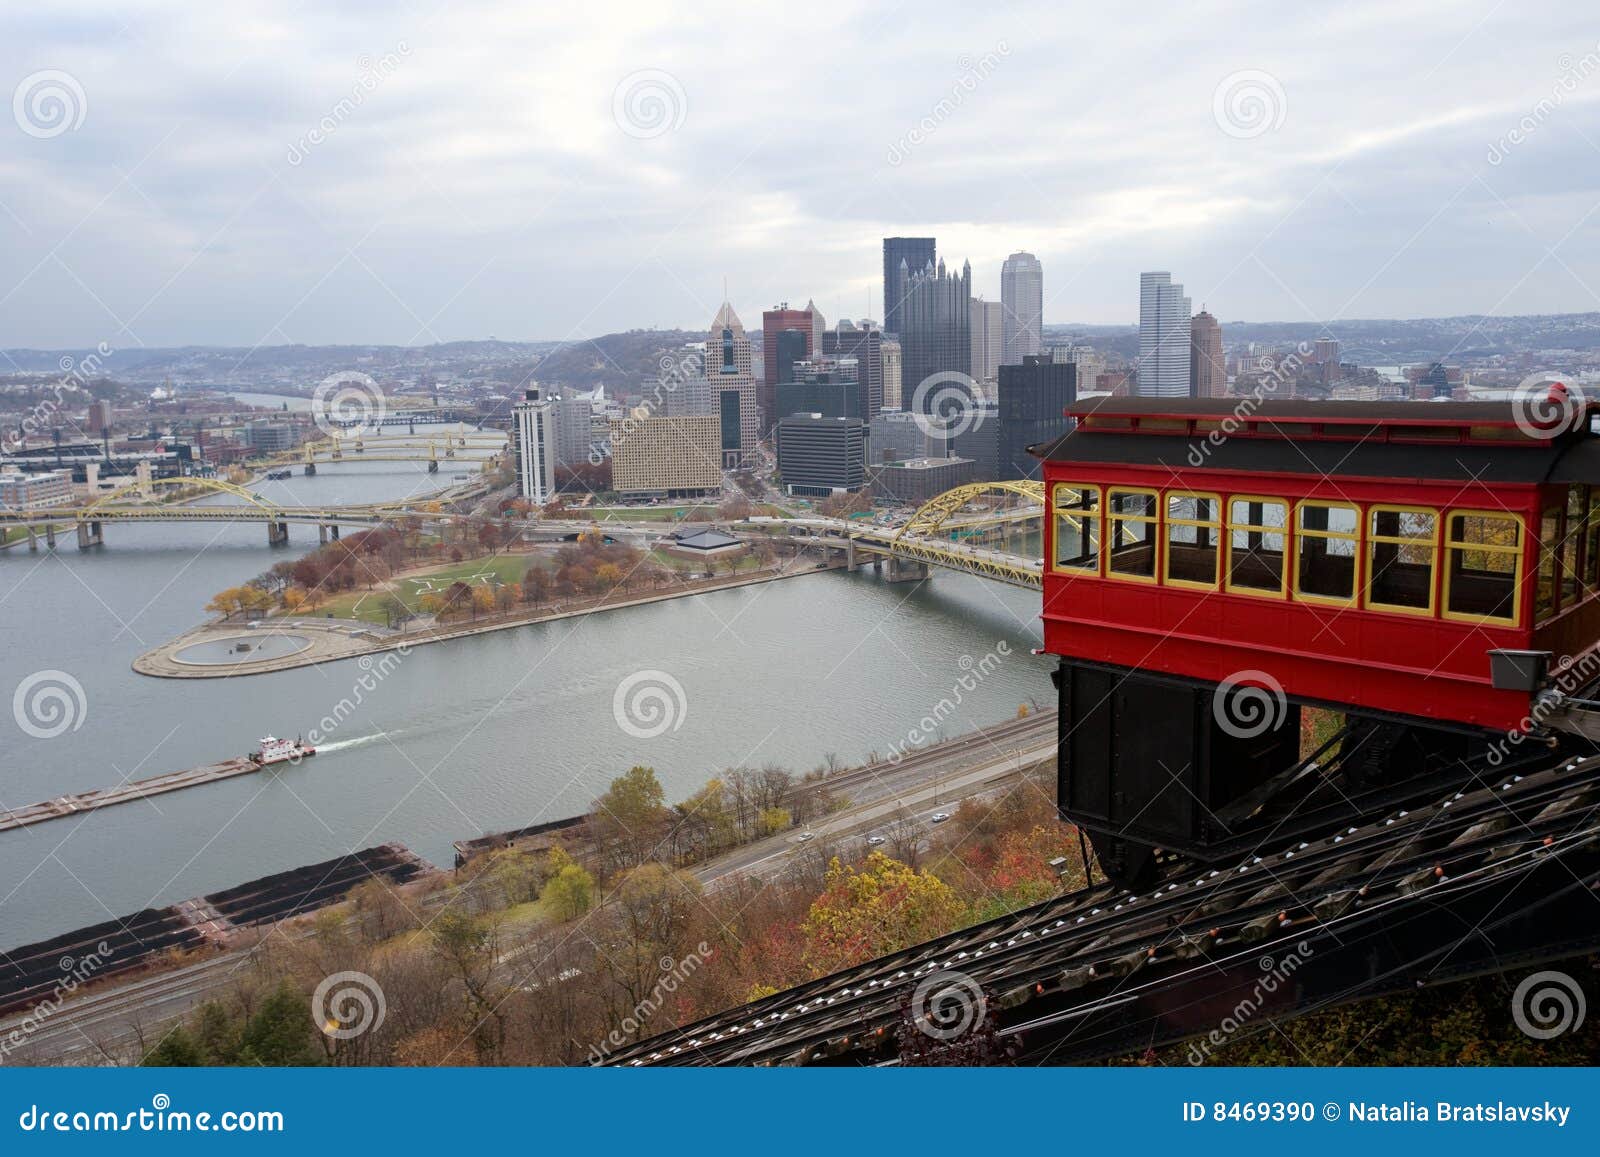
[995,356,1076,480]
[882,237,935,336]
[899,256,972,423]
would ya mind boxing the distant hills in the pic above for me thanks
[1045,312,1600,364]
[7,312,1600,390]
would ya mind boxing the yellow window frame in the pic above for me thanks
[1105,486,1160,585]
[1224,493,1289,598]
[1365,504,1439,617]
[1292,499,1360,608]
[1162,490,1222,590]
[1442,509,1523,627]
[1050,482,1102,576]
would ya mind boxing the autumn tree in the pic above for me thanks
[800,852,963,976]
[591,765,671,875]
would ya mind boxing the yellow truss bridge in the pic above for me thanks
[0,476,460,549]
[771,481,1044,589]
[263,432,506,473]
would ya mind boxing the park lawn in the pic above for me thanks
[580,505,719,522]
[312,551,536,623]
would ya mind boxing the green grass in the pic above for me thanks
[313,552,537,623]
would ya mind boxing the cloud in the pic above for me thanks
[1,0,1599,348]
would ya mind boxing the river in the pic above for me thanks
[0,453,1049,950]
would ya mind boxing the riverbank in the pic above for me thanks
[134,556,839,678]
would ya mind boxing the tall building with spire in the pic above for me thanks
[882,237,936,337]
[1138,272,1192,397]
[707,301,760,466]
[900,256,973,416]
[1190,309,1225,399]
[1000,251,1044,365]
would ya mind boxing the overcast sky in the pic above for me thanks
[2,1,1599,349]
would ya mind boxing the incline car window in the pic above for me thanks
[1446,512,1521,624]
[1295,501,1358,603]
[1165,493,1219,587]
[1107,489,1158,580]
[1368,507,1437,613]
[1227,498,1287,594]
[1052,484,1100,573]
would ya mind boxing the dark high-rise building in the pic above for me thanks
[776,414,866,496]
[760,303,817,438]
[882,237,936,336]
[822,318,884,417]
[1190,310,1225,399]
[899,256,972,425]
[776,376,862,421]
[994,356,1076,480]
[774,329,808,383]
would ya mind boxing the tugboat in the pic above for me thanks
[249,735,315,765]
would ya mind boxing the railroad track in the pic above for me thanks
[605,747,1600,1066]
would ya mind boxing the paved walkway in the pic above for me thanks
[134,561,834,679]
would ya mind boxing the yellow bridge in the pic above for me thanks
[0,477,464,549]
[761,481,1044,589]
[265,430,507,473]
[3,474,1043,589]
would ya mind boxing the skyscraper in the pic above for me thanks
[1000,251,1043,365]
[761,302,815,435]
[822,318,884,417]
[1190,310,1225,399]
[882,237,936,337]
[970,297,1003,385]
[881,339,902,408]
[513,387,557,503]
[995,357,1076,481]
[899,256,972,417]
[1138,272,1192,397]
[707,301,759,466]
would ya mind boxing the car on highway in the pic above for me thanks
[796,831,815,842]
[930,812,951,824]
[866,835,886,847]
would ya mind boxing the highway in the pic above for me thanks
[0,711,1056,1065]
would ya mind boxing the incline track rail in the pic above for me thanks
[604,749,1600,1066]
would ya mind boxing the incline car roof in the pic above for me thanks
[1028,396,1600,485]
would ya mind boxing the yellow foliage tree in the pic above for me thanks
[800,852,963,976]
